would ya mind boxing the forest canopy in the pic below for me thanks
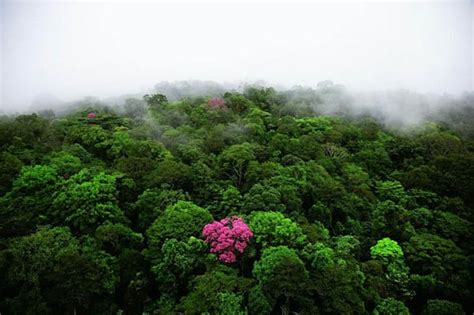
[0,85,473,314]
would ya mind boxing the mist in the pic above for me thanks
[1,0,473,114]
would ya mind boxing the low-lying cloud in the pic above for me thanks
[1,1,472,117]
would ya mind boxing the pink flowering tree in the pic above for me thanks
[202,216,253,263]
[208,97,226,107]
[207,97,228,112]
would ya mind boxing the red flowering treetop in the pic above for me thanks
[202,216,253,263]
[207,97,227,110]
[87,112,97,119]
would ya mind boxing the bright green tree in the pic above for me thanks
[146,201,212,247]
[248,211,306,248]
[52,169,126,234]
[373,297,410,315]
[0,165,61,237]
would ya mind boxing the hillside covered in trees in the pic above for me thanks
[0,85,473,314]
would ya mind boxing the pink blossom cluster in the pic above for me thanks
[208,97,226,108]
[202,216,253,263]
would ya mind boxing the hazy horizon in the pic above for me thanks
[1,0,473,112]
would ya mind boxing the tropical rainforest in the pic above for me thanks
[0,84,473,315]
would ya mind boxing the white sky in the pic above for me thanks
[0,0,473,111]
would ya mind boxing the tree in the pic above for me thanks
[244,87,279,111]
[182,268,252,315]
[51,169,126,234]
[418,130,463,157]
[248,285,272,315]
[0,164,61,237]
[373,298,410,315]
[64,124,112,159]
[301,242,366,314]
[148,236,208,294]
[144,158,191,190]
[403,233,471,304]
[214,185,243,217]
[426,153,474,207]
[370,238,404,264]
[94,222,143,255]
[218,142,256,188]
[131,188,188,232]
[265,174,304,215]
[370,201,412,241]
[215,292,246,315]
[1,227,118,314]
[376,180,409,206]
[224,93,252,114]
[43,151,82,177]
[202,216,253,263]
[242,184,285,213]
[144,93,168,111]
[407,207,433,230]
[421,299,464,315]
[146,201,212,247]
[0,152,23,195]
[0,114,57,164]
[342,163,372,197]
[248,211,306,248]
[253,246,309,313]
[431,211,472,248]
[302,242,337,271]
[370,238,412,300]
[354,141,393,178]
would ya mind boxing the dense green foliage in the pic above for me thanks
[0,87,473,314]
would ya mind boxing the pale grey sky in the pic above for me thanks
[1,0,473,111]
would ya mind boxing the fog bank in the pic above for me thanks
[1,1,472,111]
